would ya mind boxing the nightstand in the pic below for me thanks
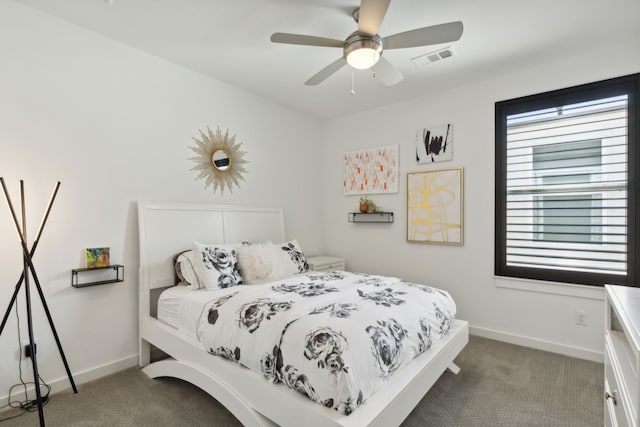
[307,256,345,272]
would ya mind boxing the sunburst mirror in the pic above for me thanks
[189,126,249,194]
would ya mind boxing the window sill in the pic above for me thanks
[494,276,605,301]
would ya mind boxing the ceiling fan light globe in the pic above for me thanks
[347,48,381,69]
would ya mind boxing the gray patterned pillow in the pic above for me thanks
[192,241,243,290]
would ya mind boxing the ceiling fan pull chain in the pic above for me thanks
[351,69,356,96]
[372,50,377,79]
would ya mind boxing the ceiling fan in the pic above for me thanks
[270,0,463,87]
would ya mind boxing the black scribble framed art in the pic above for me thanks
[416,123,453,164]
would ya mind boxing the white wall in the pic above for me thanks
[0,3,323,400]
[320,43,640,362]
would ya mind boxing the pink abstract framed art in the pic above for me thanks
[343,145,399,195]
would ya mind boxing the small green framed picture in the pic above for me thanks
[86,247,110,268]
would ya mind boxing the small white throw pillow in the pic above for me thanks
[236,242,281,284]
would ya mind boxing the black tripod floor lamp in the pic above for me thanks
[0,178,77,426]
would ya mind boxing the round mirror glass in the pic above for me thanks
[212,149,231,171]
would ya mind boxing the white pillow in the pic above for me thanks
[236,242,274,284]
[236,242,291,284]
[175,250,203,289]
[192,242,243,290]
[274,239,308,274]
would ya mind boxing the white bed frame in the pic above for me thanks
[138,201,469,427]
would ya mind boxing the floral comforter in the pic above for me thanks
[197,270,456,416]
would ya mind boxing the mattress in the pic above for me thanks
[157,285,191,329]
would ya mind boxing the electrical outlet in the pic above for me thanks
[21,339,37,359]
[575,310,588,326]
[24,343,36,358]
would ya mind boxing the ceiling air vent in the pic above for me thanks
[411,47,454,67]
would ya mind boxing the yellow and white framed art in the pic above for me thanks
[407,167,463,245]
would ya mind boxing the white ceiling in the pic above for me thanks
[16,0,640,121]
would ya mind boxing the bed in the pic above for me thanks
[138,201,469,427]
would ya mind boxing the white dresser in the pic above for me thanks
[306,256,345,272]
[605,284,640,427]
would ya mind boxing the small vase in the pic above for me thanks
[359,203,368,213]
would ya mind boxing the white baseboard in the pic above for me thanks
[0,353,138,404]
[0,326,603,407]
[469,325,604,363]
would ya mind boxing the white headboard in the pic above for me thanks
[137,201,285,291]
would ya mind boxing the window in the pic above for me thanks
[495,73,639,286]
[532,139,603,244]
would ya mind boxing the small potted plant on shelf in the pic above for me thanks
[359,196,382,213]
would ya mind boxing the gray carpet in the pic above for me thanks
[0,336,603,426]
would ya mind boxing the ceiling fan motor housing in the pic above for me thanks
[343,32,383,69]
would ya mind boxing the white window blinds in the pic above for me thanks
[504,95,628,275]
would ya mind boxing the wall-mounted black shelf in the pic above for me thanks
[348,212,394,223]
[71,264,124,288]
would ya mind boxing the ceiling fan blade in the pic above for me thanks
[375,56,403,86]
[382,21,463,50]
[357,0,390,35]
[271,33,344,48]
[305,58,347,86]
